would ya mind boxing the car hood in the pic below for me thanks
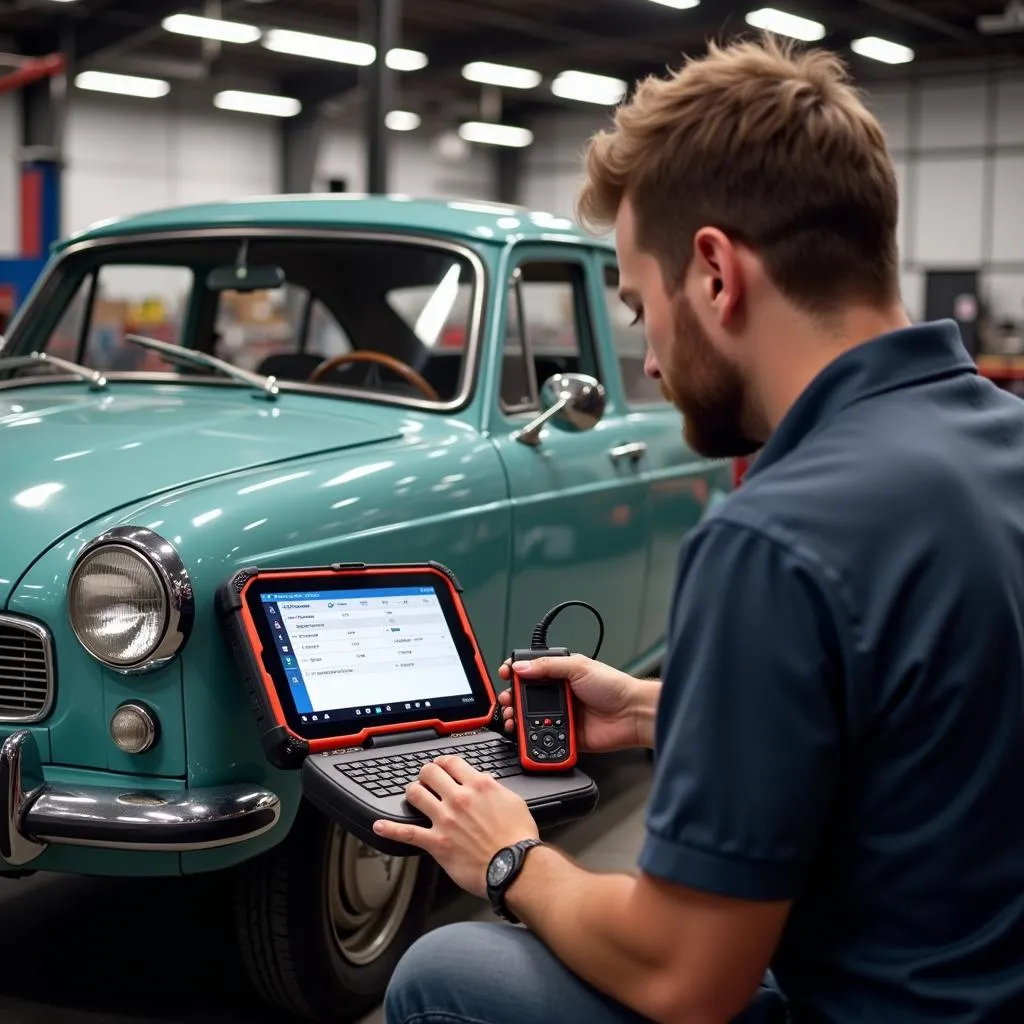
[0,384,403,604]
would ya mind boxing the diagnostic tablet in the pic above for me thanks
[217,562,497,768]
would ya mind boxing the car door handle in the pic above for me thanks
[608,442,647,463]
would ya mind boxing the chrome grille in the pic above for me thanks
[0,614,54,722]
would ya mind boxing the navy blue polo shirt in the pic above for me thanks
[640,320,1024,1022]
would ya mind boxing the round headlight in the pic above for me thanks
[68,528,193,673]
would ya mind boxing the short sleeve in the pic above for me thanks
[638,518,846,902]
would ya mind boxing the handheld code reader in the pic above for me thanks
[511,601,605,774]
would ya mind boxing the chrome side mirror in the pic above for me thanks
[514,372,607,446]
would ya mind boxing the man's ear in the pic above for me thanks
[693,227,743,326]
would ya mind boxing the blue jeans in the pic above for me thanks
[384,920,788,1024]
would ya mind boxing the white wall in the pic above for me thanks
[65,96,494,238]
[63,94,281,236]
[519,72,1024,326]
[316,125,494,199]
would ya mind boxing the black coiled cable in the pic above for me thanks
[531,600,605,660]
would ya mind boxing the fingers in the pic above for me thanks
[498,689,512,707]
[417,759,462,799]
[372,817,434,850]
[433,754,479,786]
[511,653,584,679]
[404,778,442,815]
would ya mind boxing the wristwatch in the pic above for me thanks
[486,838,543,924]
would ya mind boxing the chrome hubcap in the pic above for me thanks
[327,825,419,966]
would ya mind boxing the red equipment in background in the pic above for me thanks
[0,53,66,319]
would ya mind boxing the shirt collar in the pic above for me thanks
[745,319,977,480]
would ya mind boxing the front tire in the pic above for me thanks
[234,800,439,1022]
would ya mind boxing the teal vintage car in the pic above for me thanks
[0,195,733,1020]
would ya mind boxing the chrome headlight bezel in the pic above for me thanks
[67,527,194,675]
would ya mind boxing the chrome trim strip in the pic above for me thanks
[0,729,281,860]
[3,226,488,415]
[68,527,194,676]
[0,613,56,724]
[0,731,46,866]
[24,782,281,852]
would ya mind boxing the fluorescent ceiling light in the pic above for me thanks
[744,7,826,41]
[386,110,421,131]
[75,70,170,98]
[387,48,428,71]
[162,13,261,44]
[551,70,627,105]
[645,0,700,8]
[851,35,915,64]
[458,121,533,148]
[462,61,541,89]
[214,89,302,117]
[263,28,375,66]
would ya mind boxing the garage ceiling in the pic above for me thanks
[0,0,1022,126]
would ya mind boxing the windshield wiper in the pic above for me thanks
[0,351,108,391]
[124,334,280,402]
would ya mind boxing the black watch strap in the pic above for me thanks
[487,838,543,924]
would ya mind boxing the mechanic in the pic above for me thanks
[373,33,1024,1024]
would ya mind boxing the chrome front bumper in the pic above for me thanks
[0,730,281,868]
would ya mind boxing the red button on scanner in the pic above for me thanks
[543,718,552,726]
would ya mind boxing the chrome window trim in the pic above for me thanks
[68,526,195,676]
[0,614,55,724]
[1,227,488,415]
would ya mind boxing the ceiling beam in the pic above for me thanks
[855,0,977,42]
[281,67,361,111]
[75,0,259,63]
[420,0,720,68]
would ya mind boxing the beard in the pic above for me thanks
[660,290,762,459]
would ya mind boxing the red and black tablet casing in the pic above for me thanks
[216,561,498,770]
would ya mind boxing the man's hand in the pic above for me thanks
[372,755,538,899]
[497,655,660,753]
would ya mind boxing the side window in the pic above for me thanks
[83,265,193,372]
[603,263,664,405]
[500,260,599,412]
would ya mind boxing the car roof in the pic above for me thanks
[59,194,614,251]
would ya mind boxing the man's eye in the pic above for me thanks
[630,311,643,327]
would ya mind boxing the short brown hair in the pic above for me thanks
[577,34,901,315]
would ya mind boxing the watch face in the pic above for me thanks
[487,848,515,888]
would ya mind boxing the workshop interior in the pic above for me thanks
[0,2,1022,1023]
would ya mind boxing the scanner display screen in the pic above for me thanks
[260,586,475,725]
[522,683,565,716]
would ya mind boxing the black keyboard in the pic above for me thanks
[334,736,522,798]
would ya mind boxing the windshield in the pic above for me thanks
[6,234,479,407]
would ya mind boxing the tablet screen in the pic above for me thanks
[241,569,493,739]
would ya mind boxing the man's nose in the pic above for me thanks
[643,349,661,380]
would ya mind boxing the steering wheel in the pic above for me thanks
[307,351,440,402]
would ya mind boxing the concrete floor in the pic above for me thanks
[0,750,651,1024]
